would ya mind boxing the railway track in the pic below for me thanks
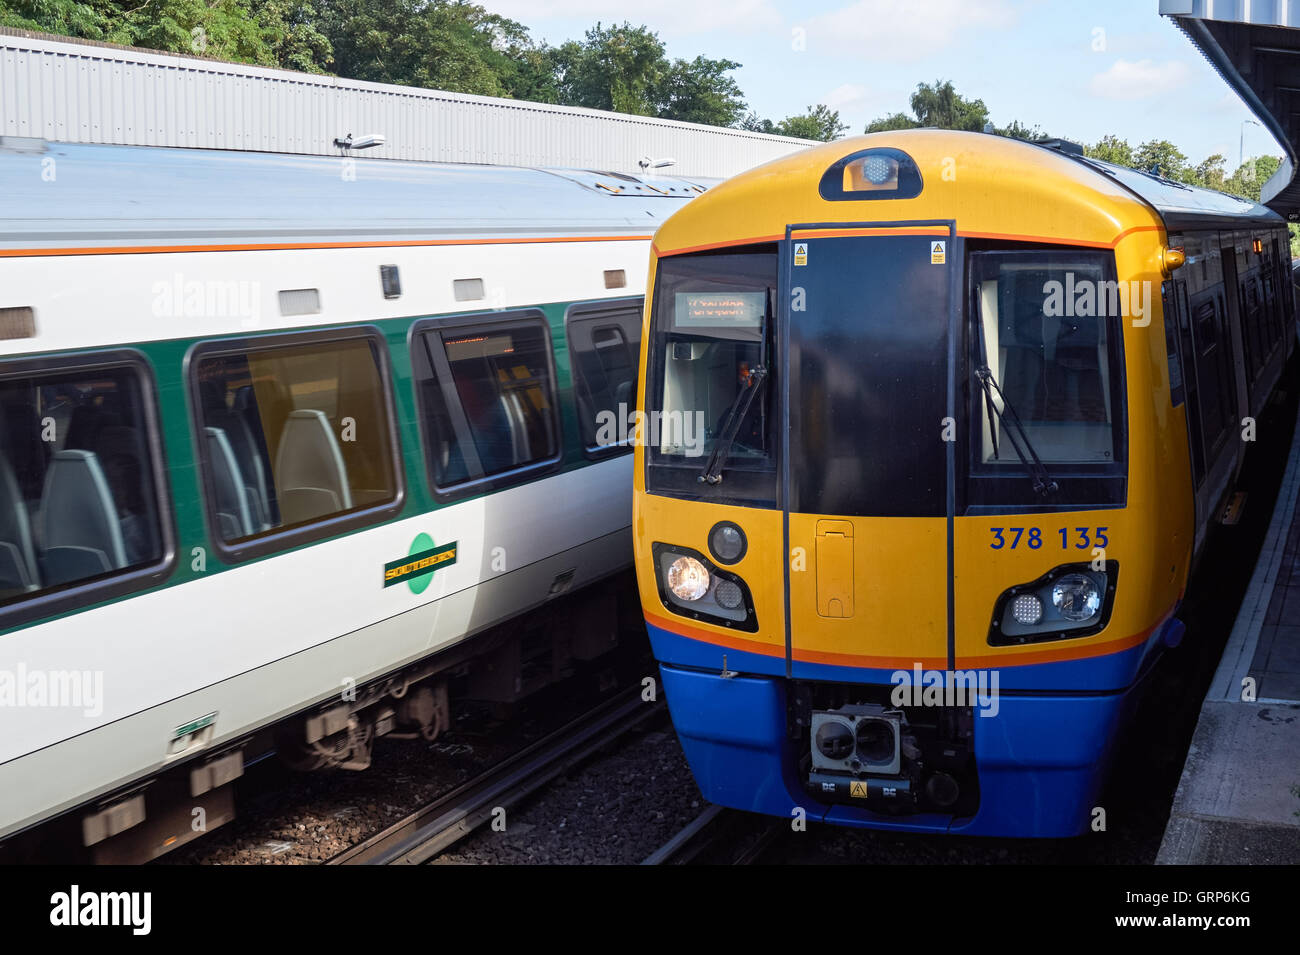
[641,805,783,865]
[328,687,660,865]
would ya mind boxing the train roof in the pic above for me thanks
[1070,154,1278,232]
[0,139,710,253]
[651,129,1282,259]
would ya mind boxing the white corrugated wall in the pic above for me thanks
[0,29,817,177]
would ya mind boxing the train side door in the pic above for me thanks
[782,225,955,677]
[1220,235,1251,425]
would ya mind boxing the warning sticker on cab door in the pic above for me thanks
[794,242,808,266]
[930,241,946,264]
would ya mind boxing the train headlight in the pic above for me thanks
[653,544,758,631]
[714,579,744,610]
[1051,574,1101,622]
[1011,593,1044,626]
[989,561,1117,646]
[667,556,710,601]
[708,522,747,564]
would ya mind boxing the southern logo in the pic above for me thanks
[385,533,457,593]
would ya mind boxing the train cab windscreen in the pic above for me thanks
[968,249,1127,507]
[647,247,779,505]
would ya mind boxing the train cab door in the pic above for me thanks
[782,224,957,678]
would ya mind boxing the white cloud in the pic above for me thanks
[800,0,1016,62]
[1088,59,1192,100]
[481,0,783,34]
[823,83,871,110]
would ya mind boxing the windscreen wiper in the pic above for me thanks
[975,365,1059,498]
[699,365,768,485]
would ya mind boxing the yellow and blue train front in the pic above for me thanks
[633,143,1188,838]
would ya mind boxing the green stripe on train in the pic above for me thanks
[0,298,616,634]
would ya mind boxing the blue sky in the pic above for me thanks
[479,0,1281,170]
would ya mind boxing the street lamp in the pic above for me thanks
[1241,119,1261,170]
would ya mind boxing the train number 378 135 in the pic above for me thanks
[989,527,1109,550]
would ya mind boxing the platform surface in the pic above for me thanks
[1158,402,1300,864]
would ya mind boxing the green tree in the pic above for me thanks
[1131,139,1190,181]
[864,80,995,133]
[552,21,665,115]
[773,104,845,141]
[908,79,988,131]
[0,0,111,38]
[552,23,745,126]
[1191,153,1226,191]
[1225,154,1282,201]
[316,0,539,94]
[656,54,746,126]
[1086,134,1133,167]
[994,118,1046,141]
[739,112,777,134]
[865,111,920,133]
[2,0,333,69]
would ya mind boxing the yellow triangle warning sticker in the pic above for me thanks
[849,780,869,798]
[931,240,946,264]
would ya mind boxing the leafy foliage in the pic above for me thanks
[551,22,745,126]
[768,105,846,141]
[1,3,743,124]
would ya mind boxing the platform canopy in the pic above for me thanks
[1161,0,1300,219]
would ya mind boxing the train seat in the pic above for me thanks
[0,458,39,596]
[1004,293,1050,420]
[458,376,517,474]
[274,409,352,524]
[94,424,158,564]
[0,394,46,502]
[206,427,256,539]
[1042,314,1108,424]
[37,450,128,585]
[208,410,271,531]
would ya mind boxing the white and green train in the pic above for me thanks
[0,139,701,859]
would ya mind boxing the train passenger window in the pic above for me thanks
[1173,280,1206,486]
[566,299,643,456]
[413,312,561,494]
[1242,275,1264,378]
[0,356,168,614]
[970,251,1123,467]
[1189,290,1236,457]
[191,331,400,551]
